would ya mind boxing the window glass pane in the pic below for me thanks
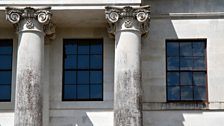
[167,57,179,70]
[180,57,193,70]
[168,86,180,101]
[77,71,89,84]
[90,55,102,69]
[0,55,12,70]
[78,55,89,69]
[77,85,89,99]
[193,72,206,86]
[90,71,102,84]
[63,85,76,100]
[64,55,76,69]
[193,42,205,56]
[78,42,89,54]
[0,46,12,54]
[64,71,76,84]
[167,72,179,86]
[181,86,193,100]
[0,85,11,100]
[90,85,102,99]
[64,43,77,54]
[167,43,179,56]
[180,42,192,56]
[194,86,206,100]
[0,71,11,84]
[91,42,102,54]
[180,72,192,85]
[193,57,205,70]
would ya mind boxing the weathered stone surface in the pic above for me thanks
[105,6,150,126]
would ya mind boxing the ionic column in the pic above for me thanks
[105,6,150,126]
[6,7,53,126]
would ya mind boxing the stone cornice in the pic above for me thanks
[105,5,150,35]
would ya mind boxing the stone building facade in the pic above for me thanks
[0,0,224,126]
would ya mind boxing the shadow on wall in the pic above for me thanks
[49,110,113,126]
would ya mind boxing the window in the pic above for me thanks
[0,39,13,102]
[63,39,103,101]
[166,39,207,102]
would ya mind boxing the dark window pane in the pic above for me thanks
[194,57,205,70]
[181,86,193,100]
[64,55,76,69]
[167,43,179,56]
[77,85,89,99]
[167,72,179,86]
[193,42,205,56]
[0,46,12,54]
[180,72,192,85]
[90,71,102,84]
[78,55,89,69]
[0,55,12,70]
[90,55,102,69]
[63,85,76,100]
[168,86,180,101]
[78,42,89,54]
[0,85,11,100]
[180,57,193,70]
[180,42,192,56]
[0,71,11,84]
[64,71,76,84]
[91,42,102,54]
[64,43,77,54]
[90,85,102,99]
[167,57,179,70]
[77,71,89,84]
[193,72,206,86]
[194,86,206,100]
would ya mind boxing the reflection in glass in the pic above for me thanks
[194,57,205,70]
[194,86,206,100]
[77,71,89,84]
[180,57,193,70]
[181,86,193,100]
[64,71,76,84]
[77,85,89,99]
[0,55,12,70]
[193,42,205,56]
[180,42,192,56]
[167,72,179,86]
[64,55,76,69]
[90,55,102,69]
[90,85,102,99]
[180,72,192,85]
[167,57,179,70]
[193,72,206,86]
[168,86,180,100]
[78,55,89,69]
[64,85,76,99]
[167,43,179,56]
[0,85,11,100]
[0,71,11,84]
[64,43,77,54]
[90,71,102,84]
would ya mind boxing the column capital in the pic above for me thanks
[105,5,150,35]
[6,7,55,39]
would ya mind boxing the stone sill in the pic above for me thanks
[143,102,224,111]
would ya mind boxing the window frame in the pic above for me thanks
[62,38,104,101]
[166,39,208,103]
[0,39,13,102]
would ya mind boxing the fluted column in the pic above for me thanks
[105,6,150,126]
[6,7,54,126]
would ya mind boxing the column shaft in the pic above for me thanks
[15,19,44,126]
[114,26,142,126]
